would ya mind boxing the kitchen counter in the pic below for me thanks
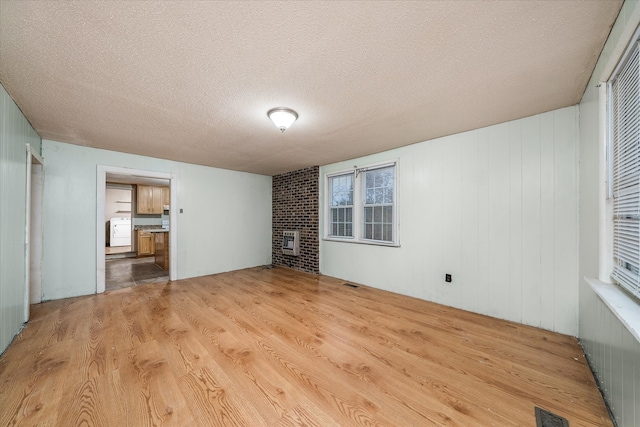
[134,226,169,233]
[136,227,169,269]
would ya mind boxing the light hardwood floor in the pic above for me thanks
[0,267,612,426]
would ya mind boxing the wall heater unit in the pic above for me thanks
[282,230,300,256]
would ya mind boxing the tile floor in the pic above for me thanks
[105,256,169,291]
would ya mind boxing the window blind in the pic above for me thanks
[611,40,640,300]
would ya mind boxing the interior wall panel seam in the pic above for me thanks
[0,85,40,355]
[320,106,578,336]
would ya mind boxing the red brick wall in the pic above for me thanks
[272,166,319,273]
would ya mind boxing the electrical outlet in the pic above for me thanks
[445,274,452,283]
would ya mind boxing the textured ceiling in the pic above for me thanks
[0,1,622,176]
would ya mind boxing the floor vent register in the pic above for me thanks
[535,407,569,427]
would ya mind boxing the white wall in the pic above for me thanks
[41,140,272,300]
[105,187,132,221]
[578,1,640,425]
[320,106,578,336]
[0,85,41,354]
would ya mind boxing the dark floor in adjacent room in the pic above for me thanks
[105,256,169,291]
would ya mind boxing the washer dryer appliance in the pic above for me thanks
[110,217,131,247]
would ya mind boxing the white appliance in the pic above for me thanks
[282,230,300,256]
[110,217,131,247]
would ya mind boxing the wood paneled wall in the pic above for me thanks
[579,281,640,426]
[40,140,272,300]
[0,84,41,354]
[320,106,579,336]
[578,1,640,425]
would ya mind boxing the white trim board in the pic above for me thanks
[24,144,44,321]
[586,277,640,344]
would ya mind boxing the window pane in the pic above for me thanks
[329,205,353,237]
[364,206,372,222]
[373,224,382,240]
[360,165,396,242]
[365,223,373,239]
[329,173,354,237]
[383,206,393,223]
[373,188,381,203]
[366,172,374,188]
[383,187,393,203]
[366,189,375,204]
[374,206,382,222]
[383,224,392,241]
[364,167,394,203]
[330,173,354,207]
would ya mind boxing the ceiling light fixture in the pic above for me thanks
[267,107,298,133]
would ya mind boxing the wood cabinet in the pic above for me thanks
[152,186,163,212]
[154,232,169,270]
[137,185,153,214]
[136,230,155,256]
[137,185,165,214]
[162,187,170,206]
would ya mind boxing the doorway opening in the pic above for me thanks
[104,179,169,291]
[96,166,177,294]
[25,144,44,322]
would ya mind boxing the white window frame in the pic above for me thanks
[327,172,355,239]
[607,29,640,301]
[324,160,399,246]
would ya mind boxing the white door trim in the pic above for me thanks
[25,144,44,321]
[96,165,178,293]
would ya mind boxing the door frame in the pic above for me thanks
[96,165,177,293]
[24,143,44,321]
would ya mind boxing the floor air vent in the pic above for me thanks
[535,407,569,427]
[343,283,358,288]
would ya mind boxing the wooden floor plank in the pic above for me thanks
[178,364,261,426]
[0,267,613,426]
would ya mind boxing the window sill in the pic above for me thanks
[323,237,400,248]
[586,277,640,343]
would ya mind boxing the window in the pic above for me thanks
[363,166,395,241]
[329,173,354,238]
[326,162,398,245]
[610,36,640,300]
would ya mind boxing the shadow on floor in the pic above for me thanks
[106,257,169,291]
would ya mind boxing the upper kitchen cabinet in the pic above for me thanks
[162,187,170,207]
[152,187,163,212]
[137,185,164,214]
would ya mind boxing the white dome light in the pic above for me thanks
[267,108,298,133]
